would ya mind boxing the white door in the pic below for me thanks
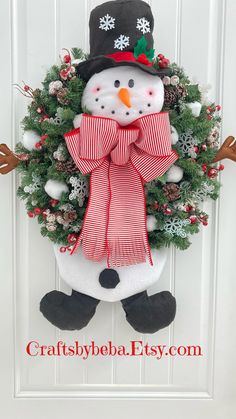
[1,0,236,418]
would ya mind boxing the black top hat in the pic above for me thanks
[77,0,169,81]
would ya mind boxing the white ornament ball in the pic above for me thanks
[44,179,69,200]
[73,113,83,128]
[162,76,171,86]
[166,165,184,183]
[49,80,63,95]
[22,130,41,151]
[146,215,157,232]
[170,126,179,145]
[170,75,180,86]
[186,101,202,117]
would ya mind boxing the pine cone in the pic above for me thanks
[164,86,179,107]
[56,159,78,173]
[163,183,180,201]
[176,84,187,99]
[64,211,77,222]
[57,87,70,105]
[164,84,187,108]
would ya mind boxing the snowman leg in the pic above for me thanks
[121,290,176,334]
[40,290,100,330]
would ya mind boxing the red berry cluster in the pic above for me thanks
[158,54,170,69]
[35,134,48,150]
[161,203,173,215]
[206,104,221,120]
[59,49,76,81]
[27,199,59,219]
[189,213,208,226]
[202,163,224,178]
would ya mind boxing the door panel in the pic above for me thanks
[0,0,236,417]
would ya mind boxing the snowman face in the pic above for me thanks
[81,66,164,126]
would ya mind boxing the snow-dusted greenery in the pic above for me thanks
[15,48,221,251]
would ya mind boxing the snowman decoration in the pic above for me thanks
[40,0,180,333]
[1,0,235,333]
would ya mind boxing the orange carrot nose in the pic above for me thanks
[118,88,131,108]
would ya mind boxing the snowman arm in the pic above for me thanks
[0,143,20,174]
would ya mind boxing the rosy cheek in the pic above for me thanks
[92,86,102,94]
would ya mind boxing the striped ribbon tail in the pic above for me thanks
[64,113,179,267]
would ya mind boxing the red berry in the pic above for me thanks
[218,164,224,171]
[199,213,205,220]
[154,201,159,210]
[202,164,207,172]
[207,115,213,120]
[41,134,48,144]
[158,54,164,60]
[67,233,77,244]
[164,208,173,215]
[24,85,30,92]
[216,105,221,112]
[194,146,199,153]
[37,107,43,114]
[50,199,59,207]
[34,207,41,215]
[63,54,71,63]
[60,246,67,253]
[202,220,208,226]
[208,168,218,178]
[35,141,42,150]
[189,215,198,224]
[185,205,192,213]
[28,211,34,218]
[201,144,207,151]
[159,58,170,69]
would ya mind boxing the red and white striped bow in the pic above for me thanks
[64,113,178,267]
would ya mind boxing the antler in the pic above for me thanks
[0,143,20,174]
[213,136,236,163]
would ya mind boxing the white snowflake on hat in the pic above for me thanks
[136,17,151,34]
[99,14,115,31]
[114,34,130,50]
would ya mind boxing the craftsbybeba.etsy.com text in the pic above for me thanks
[26,341,203,360]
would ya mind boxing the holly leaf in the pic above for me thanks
[146,48,155,61]
[134,36,147,58]
[134,36,155,61]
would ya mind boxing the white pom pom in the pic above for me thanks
[146,215,157,232]
[166,165,184,183]
[186,101,202,117]
[170,126,179,145]
[73,113,83,128]
[22,130,41,151]
[44,179,69,200]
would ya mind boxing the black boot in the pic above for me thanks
[121,290,176,334]
[40,290,100,330]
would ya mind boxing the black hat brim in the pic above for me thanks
[77,55,171,82]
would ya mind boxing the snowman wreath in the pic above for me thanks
[1,0,236,334]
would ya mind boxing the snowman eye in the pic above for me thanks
[114,80,120,88]
[128,79,134,88]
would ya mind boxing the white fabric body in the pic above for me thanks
[58,66,170,300]
[54,245,168,302]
